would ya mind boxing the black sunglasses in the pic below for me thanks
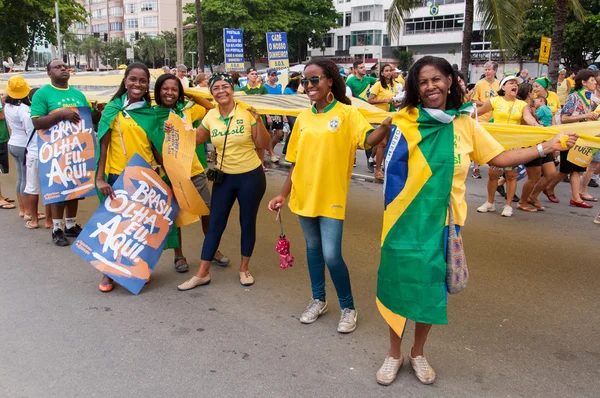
[301,75,326,87]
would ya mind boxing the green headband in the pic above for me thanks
[209,73,234,91]
[535,77,551,89]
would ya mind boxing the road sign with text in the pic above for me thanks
[266,32,289,70]
[538,36,551,64]
[223,28,245,71]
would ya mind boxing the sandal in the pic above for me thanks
[25,220,39,229]
[0,201,16,209]
[375,171,384,181]
[580,194,598,202]
[527,197,546,211]
[98,282,114,292]
[24,213,46,221]
[3,197,15,203]
[517,203,538,213]
[174,256,189,273]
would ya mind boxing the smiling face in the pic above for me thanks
[502,79,518,99]
[303,64,332,103]
[210,81,234,106]
[418,65,452,110]
[124,68,149,102]
[160,78,179,107]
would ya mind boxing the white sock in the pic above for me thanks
[369,156,375,162]
[53,219,65,232]
[65,217,76,229]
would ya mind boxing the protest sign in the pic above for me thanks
[37,106,96,204]
[567,144,597,168]
[266,32,289,70]
[223,28,245,71]
[72,154,180,295]
[163,112,209,227]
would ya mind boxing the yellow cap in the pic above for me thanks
[6,75,31,99]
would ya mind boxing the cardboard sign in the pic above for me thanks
[567,144,597,168]
[163,112,210,227]
[72,154,180,295]
[223,28,245,71]
[266,32,289,70]
[37,106,96,204]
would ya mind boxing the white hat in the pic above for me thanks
[394,68,402,73]
[500,75,523,88]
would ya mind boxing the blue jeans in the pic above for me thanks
[298,216,354,309]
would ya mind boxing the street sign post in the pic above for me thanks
[223,28,245,71]
[538,36,551,64]
[266,32,289,70]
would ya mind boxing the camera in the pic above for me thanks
[206,168,224,184]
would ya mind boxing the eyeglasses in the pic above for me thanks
[301,76,326,87]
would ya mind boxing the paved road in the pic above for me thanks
[1,158,599,397]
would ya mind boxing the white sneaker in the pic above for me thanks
[501,205,513,217]
[409,354,436,385]
[270,154,280,163]
[477,202,496,213]
[376,355,403,386]
[337,308,357,333]
[299,299,328,324]
[594,213,600,224]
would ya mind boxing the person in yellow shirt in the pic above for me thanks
[177,73,271,290]
[96,63,161,292]
[556,69,571,106]
[532,77,561,115]
[475,76,540,217]
[268,59,391,334]
[567,71,576,93]
[153,73,230,273]
[471,61,500,122]
[393,68,405,86]
[368,64,399,181]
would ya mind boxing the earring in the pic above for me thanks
[326,91,334,104]
[448,89,451,94]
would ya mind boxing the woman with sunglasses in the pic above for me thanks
[268,59,391,333]
[177,74,270,290]
[153,73,230,273]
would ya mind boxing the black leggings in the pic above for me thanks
[201,166,266,260]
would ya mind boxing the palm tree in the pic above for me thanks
[548,0,584,84]
[136,35,165,68]
[195,0,205,71]
[63,32,82,68]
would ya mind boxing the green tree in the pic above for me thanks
[161,31,178,67]
[393,49,414,71]
[135,34,165,68]
[63,32,82,68]
[100,39,130,69]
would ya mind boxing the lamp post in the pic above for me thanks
[189,51,197,70]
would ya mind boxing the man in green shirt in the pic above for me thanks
[0,98,15,209]
[31,59,100,247]
[346,60,377,102]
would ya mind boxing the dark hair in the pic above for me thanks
[304,59,352,105]
[379,63,392,90]
[5,95,31,106]
[535,96,547,105]
[353,60,363,69]
[516,83,532,101]
[46,59,61,72]
[575,69,597,91]
[286,72,301,92]
[28,88,39,102]
[402,56,463,110]
[230,71,240,86]
[154,73,185,107]
[110,62,151,103]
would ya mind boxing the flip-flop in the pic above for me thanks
[517,203,538,212]
[3,197,15,203]
[527,198,546,211]
[25,220,39,229]
[580,194,598,202]
[24,213,46,221]
[0,202,16,209]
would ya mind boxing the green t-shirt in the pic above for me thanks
[240,84,268,95]
[30,84,90,118]
[536,105,554,127]
[0,103,9,143]
[346,75,377,102]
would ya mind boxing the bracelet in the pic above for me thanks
[536,143,545,158]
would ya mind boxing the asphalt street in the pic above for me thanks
[1,153,599,398]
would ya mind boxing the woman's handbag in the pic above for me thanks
[446,203,469,294]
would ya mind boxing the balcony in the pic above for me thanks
[418,0,464,6]
[335,50,350,56]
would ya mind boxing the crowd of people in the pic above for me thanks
[0,55,591,388]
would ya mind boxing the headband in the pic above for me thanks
[535,77,551,89]
[209,73,234,91]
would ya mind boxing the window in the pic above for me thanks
[92,24,107,33]
[384,9,390,21]
[323,33,334,48]
[383,34,390,46]
[359,11,370,22]
[110,7,123,17]
[337,36,344,51]
[345,35,350,50]
[345,12,351,27]
[90,0,103,4]
[125,3,136,14]
[350,30,382,46]
[110,22,123,32]
[142,16,158,27]
[419,0,464,5]
[140,1,158,11]
[92,9,106,19]
[403,14,464,34]
[73,22,85,30]
[126,18,139,29]
[336,15,343,27]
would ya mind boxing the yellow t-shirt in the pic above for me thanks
[472,79,500,122]
[556,80,570,105]
[369,81,396,111]
[545,91,560,115]
[201,105,259,174]
[181,104,207,176]
[490,96,528,124]
[451,116,505,225]
[285,100,374,220]
[395,76,405,86]
[567,77,575,89]
[107,112,156,175]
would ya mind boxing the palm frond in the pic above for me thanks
[569,0,585,22]
[477,0,526,52]
[387,0,422,41]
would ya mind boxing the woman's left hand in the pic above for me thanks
[247,107,262,123]
[546,132,578,152]
[164,121,174,134]
[381,116,392,129]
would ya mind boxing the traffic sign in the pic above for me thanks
[538,36,551,64]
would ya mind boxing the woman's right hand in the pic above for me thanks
[97,179,115,199]
[587,112,598,121]
[268,195,286,211]
[164,121,174,133]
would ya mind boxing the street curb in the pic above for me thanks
[276,161,380,184]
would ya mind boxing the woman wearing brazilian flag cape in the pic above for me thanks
[374,56,578,386]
